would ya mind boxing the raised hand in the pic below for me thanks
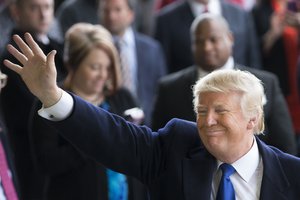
[3,33,62,107]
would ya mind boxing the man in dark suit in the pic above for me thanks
[152,13,297,155]
[154,0,261,73]
[0,0,66,198]
[4,34,300,199]
[0,71,19,200]
[99,0,167,126]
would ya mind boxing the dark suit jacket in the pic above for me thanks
[152,65,297,155]
[0,28,66,200]
[134,32,167,126]
[29,88,148,200]
[43,94,300,199]
[154,0,261,73]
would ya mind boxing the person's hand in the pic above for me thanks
[262,12,285,52]
[285,11,300,29]
[3,33,62,107]
[270,12,285,37]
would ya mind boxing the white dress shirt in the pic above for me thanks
[198,56,234,79]
[211,139,263,200]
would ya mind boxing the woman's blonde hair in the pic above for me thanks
[63,22,121,95]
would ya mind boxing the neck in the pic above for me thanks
[71,86,104,106]
[218,138,254,164]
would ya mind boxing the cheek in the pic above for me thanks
[196,116,204,128]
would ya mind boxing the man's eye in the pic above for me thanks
[216,109,227,114]
[198,110,207,115]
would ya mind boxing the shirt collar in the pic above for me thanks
[217,138,261,183]
[188,0,222,17]
[114,27,135,48]
[197,56,234,79]
[36,34,50,45]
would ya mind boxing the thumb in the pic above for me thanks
[46,50,57,69]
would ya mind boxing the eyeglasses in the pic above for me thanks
[0,73,7,89]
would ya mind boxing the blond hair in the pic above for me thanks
[193,69,265,134]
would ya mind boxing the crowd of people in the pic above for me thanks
[0,0,300,199]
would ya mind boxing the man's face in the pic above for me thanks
[100,0,134,36]
[192,20,233,71]
[196,91,254,162]
[14,0,54,35]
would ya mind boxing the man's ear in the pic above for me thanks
[247,116,257,130]
[225,31,234,48]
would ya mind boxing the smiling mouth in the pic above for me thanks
[205,129,224,136]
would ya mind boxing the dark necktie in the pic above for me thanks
[0,136,18,200]
[216,163,235,200]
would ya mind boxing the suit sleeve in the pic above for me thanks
[43,94,176,184]
[29,100,89,175]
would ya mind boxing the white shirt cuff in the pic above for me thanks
[38,90,74,121]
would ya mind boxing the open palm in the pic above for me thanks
[3,33,62,107]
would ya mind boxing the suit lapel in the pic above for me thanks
[183,147,216,200]
[256,139,290,199]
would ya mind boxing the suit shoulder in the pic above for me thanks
[271,147,300,170]
[161,118,198,141]
[239,66,278,81]
[135,32,161,48]
[159,66,195,85]
[259,139,300,172]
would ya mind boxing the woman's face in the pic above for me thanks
[72,47,112,95]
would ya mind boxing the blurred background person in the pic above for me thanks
[29,23,148,200]
[56,0,155,38]
[0,0,66,198]
[154,0,262,73]
[56,0,99,37]
[152,13,297,155]
[0,70,20,200]
[99,0,167,126]
[226,0,257,10]
[0,0,14,55]
[252,0,300,147]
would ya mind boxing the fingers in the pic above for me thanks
[46,50,57,69]
[12,34,33,58]
[3,59,22,75]
[6,44,28,65]
[24,33,46,57]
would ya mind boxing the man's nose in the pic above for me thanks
[205,111,217,126]
[203,41,213,52]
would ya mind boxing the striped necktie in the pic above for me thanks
[115,38,135,93]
